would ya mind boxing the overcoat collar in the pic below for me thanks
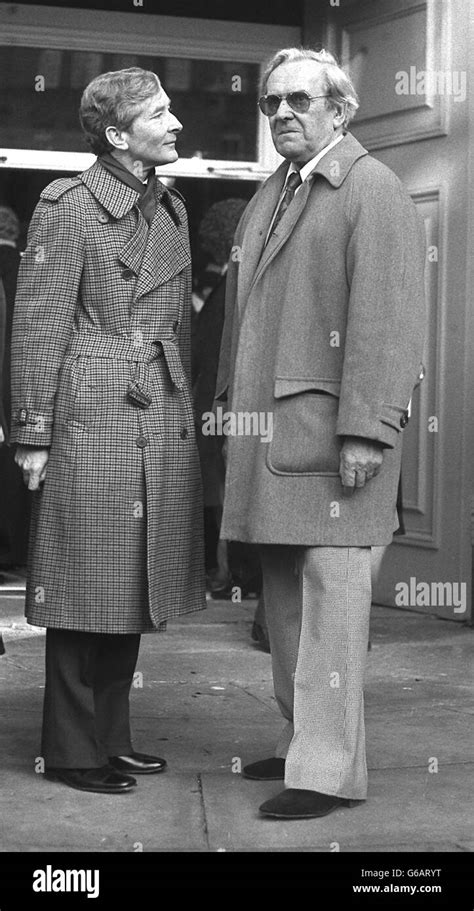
[79,160,190,300]
[80,160,141,219]
[80,159,182,220]
[306,130,368,188]
[244,132,368,296]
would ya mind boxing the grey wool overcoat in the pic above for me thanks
[11,161,206,632]
[215,132,426,546]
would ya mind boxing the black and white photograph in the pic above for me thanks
[0,0,472,903]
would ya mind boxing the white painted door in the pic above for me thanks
[324,0,473,620]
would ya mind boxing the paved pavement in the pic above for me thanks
[0,590,473,854]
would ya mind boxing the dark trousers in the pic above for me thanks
[41,629,141,768]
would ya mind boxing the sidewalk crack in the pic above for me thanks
[231,681,279,713]
[196,772,210,850]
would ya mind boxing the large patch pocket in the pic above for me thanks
[267,379,341,476]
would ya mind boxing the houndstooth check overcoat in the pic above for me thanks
[11,160,206,632]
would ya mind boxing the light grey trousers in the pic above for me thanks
[259,544,372,800]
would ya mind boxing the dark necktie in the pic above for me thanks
[138,173,157,227]
[267,170,302,243]
[142,178,181,228]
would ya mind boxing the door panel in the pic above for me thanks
[304,0,472,620]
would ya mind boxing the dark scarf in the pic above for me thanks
[98,152,180,227]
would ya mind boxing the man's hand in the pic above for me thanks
[0,426,4,445]
[339,436,384,490]
[15,446,49,490]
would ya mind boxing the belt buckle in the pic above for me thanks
[127,382,152,409]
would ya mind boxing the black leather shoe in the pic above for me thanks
[45,765,136,793]
[242,757,285,780]
[108,752,167,774]
[259,788,361,819]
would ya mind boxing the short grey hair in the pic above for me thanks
[79,67,161,156]
[260,47,359,128]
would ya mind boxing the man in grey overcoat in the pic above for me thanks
[11,68,206,793]
[216,48,426,818]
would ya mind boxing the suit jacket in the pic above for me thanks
[216,132,426,545]
[11,161,205,631]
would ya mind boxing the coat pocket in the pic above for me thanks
[267,379,341,476]
[57,356,103,432]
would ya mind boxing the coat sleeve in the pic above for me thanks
[337,165,426,448]
[11,193,85,447]
[172,197,193,386]
[177,262,193,386]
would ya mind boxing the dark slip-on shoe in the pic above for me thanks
[109,752,167,774]
[259,788,361,819]
[45,765,137,793]
[242,757,285,780]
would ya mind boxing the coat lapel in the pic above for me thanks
[251,178,312,290]
[80,163,191,298]
[246,133,368,296]
[81,161,147,277]
[117,220,148,275]
[237,162,288,311]
[134,181,191,301]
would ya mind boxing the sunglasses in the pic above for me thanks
[258,91,329,117]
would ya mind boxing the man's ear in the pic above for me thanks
[104,125,129,151]
[332,104,346,127]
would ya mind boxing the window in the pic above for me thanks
[1,47,260,161]
[0,4,299,178]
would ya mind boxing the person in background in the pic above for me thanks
[0,207,30,576]
[192,197,251,595]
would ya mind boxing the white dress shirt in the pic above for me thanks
[266,132,344,243]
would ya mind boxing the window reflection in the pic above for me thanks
[0,46,259,160]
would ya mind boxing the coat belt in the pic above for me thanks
[67,331,186,406]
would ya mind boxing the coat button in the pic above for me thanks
[136,436,148,448]
[400,411,409,428]
[97,212,109,223]
[180,427,188,440]
[122,268,135,280]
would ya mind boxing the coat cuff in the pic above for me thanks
[337,402,409,449]
[11,408,53,447]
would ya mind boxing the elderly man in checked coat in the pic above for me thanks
[216,48,426,819]
[11,68,206,794]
